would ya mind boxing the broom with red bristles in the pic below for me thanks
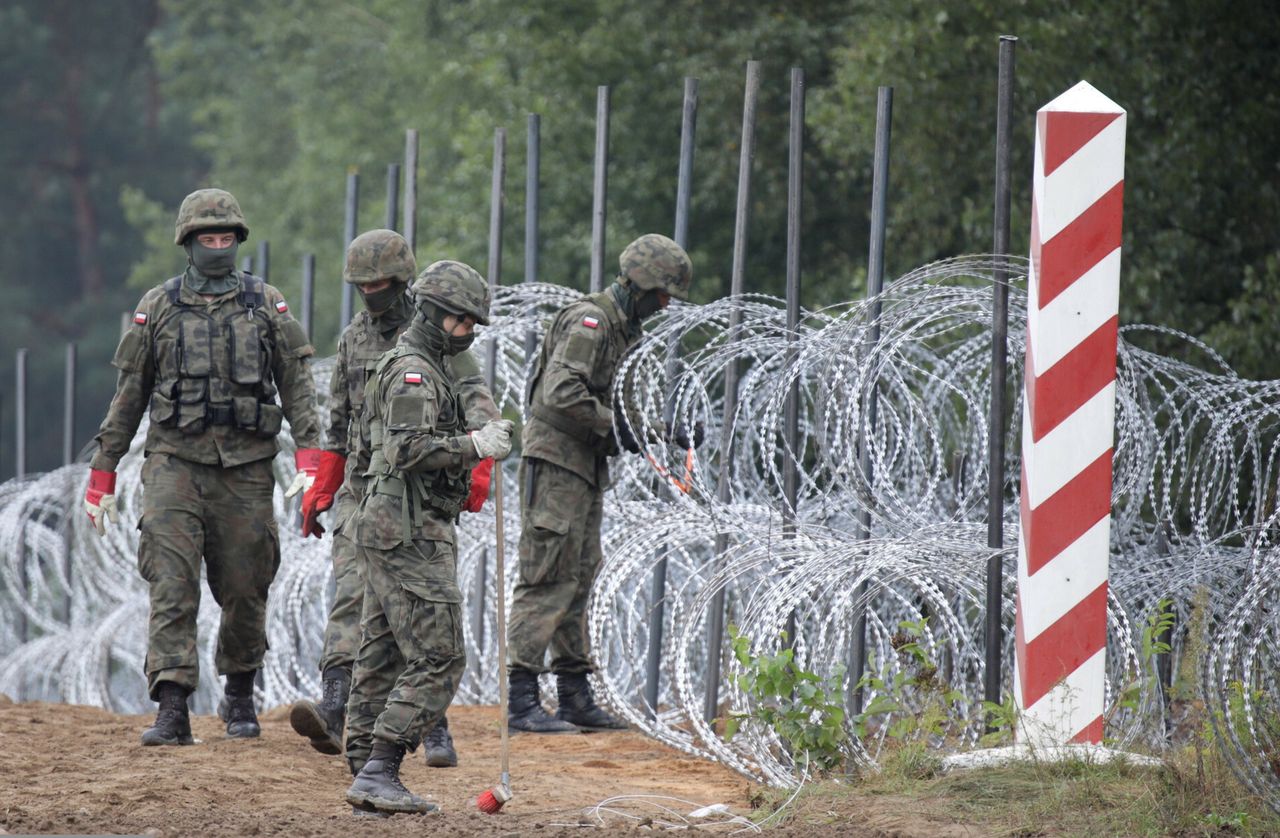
[477,468,512,814]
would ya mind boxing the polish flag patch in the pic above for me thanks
[404,372,424,385]
[275,300,289,313]
[582,316,599,329]
[133,312,148,325]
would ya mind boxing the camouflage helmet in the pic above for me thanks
[343,229,416,286]
[173,188,249,245]
[412,260,491,326]
[618,233,692,301]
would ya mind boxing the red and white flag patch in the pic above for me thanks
[404,371,424,385]
[275,300,289,313]
[133,312,148,325]
[582,316,599,329]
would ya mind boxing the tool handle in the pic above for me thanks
[494,467,510,778]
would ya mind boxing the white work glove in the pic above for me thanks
[84,468,119,537]
[471,418,515,460]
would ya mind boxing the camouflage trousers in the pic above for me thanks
[345,539,465,766]
[137,452,280,700]
[508,458,604,676]
[318,529,362,674]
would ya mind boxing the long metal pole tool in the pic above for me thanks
[477,471,513,812]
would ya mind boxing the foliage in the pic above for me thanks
[723,624,848,775]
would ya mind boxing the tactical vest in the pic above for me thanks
[147,274,284,438]
[364,343,471,542]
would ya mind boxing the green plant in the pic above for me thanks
[722,624,848,775]
[1203,810,1250,831]
[1110,598,1176,729]
[978,695,1019,748]
[852,617,965,744]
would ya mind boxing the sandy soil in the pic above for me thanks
[0,698,869,837]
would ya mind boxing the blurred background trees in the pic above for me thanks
[1,0,1276,478]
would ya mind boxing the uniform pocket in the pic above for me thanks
[178,317,213,377]
[255,403,283,438]
[401,579,463,661]
[229,318,264,384]
[150,391,177,427]
[520,506,572,586]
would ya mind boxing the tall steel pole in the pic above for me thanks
[256,240,270,283]
[385,162,401,231]
[985,35,1017,712]
[473,127,506,674]
[15,348,27,480]
[63,343,77,465]
[850,86,893,716]
[300,254,316,342]
[524,114,541,367]
[704,60,761,723]
[645,76,699,720]
[403,129,419,253]
[590,85,610,292]
[340,169,360,331]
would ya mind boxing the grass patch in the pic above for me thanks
[749,740,1280,836]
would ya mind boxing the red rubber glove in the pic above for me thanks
[301,451,347,538]
[84,468,118,536]
[464,457,495,513]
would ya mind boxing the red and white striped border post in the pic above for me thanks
[1014,81,1126,747]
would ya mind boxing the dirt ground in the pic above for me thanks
[0,698,947,837]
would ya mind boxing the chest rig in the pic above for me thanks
[147,274,283,437]
[364,343,471,541]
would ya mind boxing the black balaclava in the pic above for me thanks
[406,300,475,356]
[360,281,406,318]
[183,229,241,295]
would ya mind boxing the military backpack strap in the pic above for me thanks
[163,276,184,305]
[238,273,266,316]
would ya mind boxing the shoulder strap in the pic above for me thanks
[163,276,183,305]
[238,273,266,314]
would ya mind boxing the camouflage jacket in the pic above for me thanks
[349,326,482,548]
[522,288,637,488]
[327,293,499,532]
[91,272,320,471]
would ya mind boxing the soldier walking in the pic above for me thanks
[83,188,323,745]
[342,260,514,814]
[290,230,498,770]
[508,234,695,733]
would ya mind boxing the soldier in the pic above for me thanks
[83,188,323,745]
[508,234,695,733]
[342,260,514,814]
[290,230,498,770]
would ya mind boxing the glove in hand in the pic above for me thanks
[84,468,118,537]
[472,419,515,460]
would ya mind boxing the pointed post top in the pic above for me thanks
[1040,80,1124,114]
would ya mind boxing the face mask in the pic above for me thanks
[187,239,239,278]
[360,283,401,315]
[633,289,666,320]
[444,332,476,355]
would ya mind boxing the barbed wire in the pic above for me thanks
[2,259,1278,805]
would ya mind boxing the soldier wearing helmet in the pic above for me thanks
[84,188,323,746]
[340,260,514,815]
[288,232,499,774]
[507,233,697,734]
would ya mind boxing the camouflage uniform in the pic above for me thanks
[322,296,497,675]
[506,234,691,734]
[92,265,320,699]
[509,288,636,675]
[342,262,500,771]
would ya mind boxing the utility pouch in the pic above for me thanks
[176,378,205,404]
[232,395,260,430]
[175,400,207,435]
[255,403,284,438]
[178,317,213,377]
[229,318,264,384]
[149,391,177,427]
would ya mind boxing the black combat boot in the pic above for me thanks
[423,715,458,767]
[345,741,438,814]
[507,668,579,734]
[220,671,260,739]
[555,672,627,730]
[141,681,194,746]
[290,667,350,755]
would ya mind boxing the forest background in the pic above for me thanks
[1,0,1276,479]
